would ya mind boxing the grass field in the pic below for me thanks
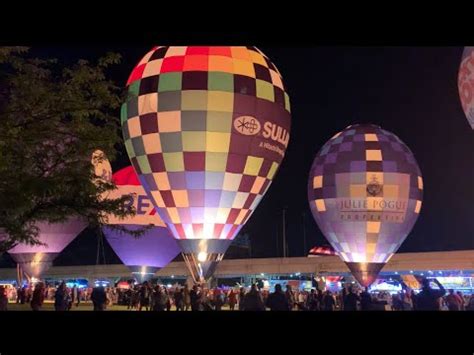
[5,301,234,311]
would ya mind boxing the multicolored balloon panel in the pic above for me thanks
[308,124,423,279]
[458,47,474,129]
[103,166,180,272]
[121,47,291,242]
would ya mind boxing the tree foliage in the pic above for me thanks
[0,47,143,252]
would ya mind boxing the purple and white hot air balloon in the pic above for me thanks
[308,124,423,287]
[104,166,180,282]
[458,47,474,129]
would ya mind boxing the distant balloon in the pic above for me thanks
[7,220,87,279]
[121,46,291,282]
[308,124,423,287]
[104,166,180,281]
[6,150,110,279]
[458,47,474,129]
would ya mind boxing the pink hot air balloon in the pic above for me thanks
[308,124,423,287]
[458,47,474,129]
[104,166,180,282]
[121,46,291,282]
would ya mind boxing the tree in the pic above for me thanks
[0,47,142,252]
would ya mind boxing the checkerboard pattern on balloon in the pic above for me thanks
[458,47,474,129]
[121,47,291,241]
[308,124,423,264]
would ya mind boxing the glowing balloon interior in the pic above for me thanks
[458,47,474,129]
[104,166,180,281]
[121,46,291,282]
[308,124,423,287]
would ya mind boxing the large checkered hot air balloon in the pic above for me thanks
[458,47,474,129]
[308,124,423,287]
[121,47,291,282]
[104,166,180,282]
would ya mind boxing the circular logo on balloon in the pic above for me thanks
[366,175,383,197]
[233,116,261,136]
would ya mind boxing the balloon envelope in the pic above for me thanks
[308,124,423,287]
[121,46,291,282]
[104,166,180,281]
[8,219,87,278]
[458,47,474,129]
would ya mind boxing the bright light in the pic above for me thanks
[410,270,413,274]
[140,272,146,276]
[428,270,433,274]
[295,272,301,276]
[171,275,175,278]
[260,273,264,277]
[197,252,207,262]
[395,271,398,274]
[438,271,442,274]
[167,284,172,288]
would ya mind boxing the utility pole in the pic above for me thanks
[282,208,287,258]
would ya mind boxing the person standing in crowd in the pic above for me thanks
[360,287,372,311]
[306,289,319,311]
[76,287,82,307]
[238,287,246,310]
[20,286,27,304]
[466,294,474,311]
[213,288,224,311]
[174,287,184,311]
[242,284,265,311]
[456,291,466,311]
[31,282,45,311]
[297,290,307,311]
[151,285,166,311]
[266,284,289,311]
[285,285,296,311]
[183,284,191,311]
[446,289,463,311]
[190,285,201,311]
[0,286,8,311]
[200,289,214,311]
[163,287,172,311]
[228,288,238,311]
[402,291,414,310]
[26,285,33,304]
[54,282,69,311]
[70,285,78,310]
[91,286,107,311]
[343,287,360,311]
[323,290,336,311]
[138,282,151,311]
[416,278,446,311]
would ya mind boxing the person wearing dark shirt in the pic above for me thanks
[190,285,200,311]
[360,288,372,311]
[91,286,107,311]
[416,278,446,311]
[266,284,289,311]
[343,287,360,311]
[322,290,336,311]
[242,284,265,311]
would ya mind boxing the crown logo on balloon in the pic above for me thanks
[366,175,383,197]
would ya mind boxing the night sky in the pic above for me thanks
[28,47,474,260]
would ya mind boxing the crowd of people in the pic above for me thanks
[1,277,474,311]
